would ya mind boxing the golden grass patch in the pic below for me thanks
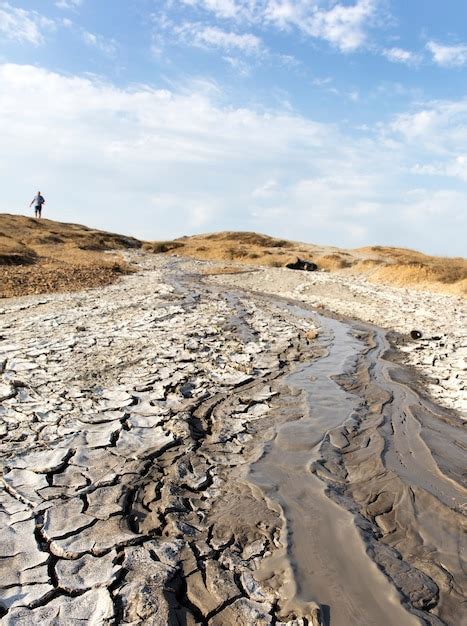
[0,214,140,297]
[315,254,353,271]
[369,262,467,295]
[0,235,37,265]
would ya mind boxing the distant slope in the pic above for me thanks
[1,216,465,297]
[146,231,467,296]
[0,214,141,297]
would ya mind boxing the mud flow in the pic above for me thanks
[249,303,466,626]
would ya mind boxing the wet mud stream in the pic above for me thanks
[247,303,466,626]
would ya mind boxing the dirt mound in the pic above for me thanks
[0,214,141,253]
[0,214,141,298]
[148,231,307,268]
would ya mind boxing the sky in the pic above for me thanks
[0,1,466,255]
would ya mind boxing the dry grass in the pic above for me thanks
[315,254,353,271]
[0,214,141,297]
[354,258,385,269]
[158,231,308,268]
[369,263,467,295]
[200,265,256,276]
[142,241,185,253]
[0,235,37,265]
[355,245,467,294]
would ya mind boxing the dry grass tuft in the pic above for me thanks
[226,246,250,260]
[354,245,467,294]
[0,214,141,253]
[200,265,255,276]
[163,231,303,268]
[354,258,385,269]
[369,262,467,295]
[143,241,185,254]
[210,231,289,247]
[315,254,353,271]
[0,235,37,265]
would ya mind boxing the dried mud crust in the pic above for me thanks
[0,254,324,625]
[1,253,465,626]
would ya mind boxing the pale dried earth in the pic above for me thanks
[0,252,465,626]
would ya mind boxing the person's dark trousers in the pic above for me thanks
[35,206,42,218]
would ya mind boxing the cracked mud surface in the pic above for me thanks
[0,253,465,625]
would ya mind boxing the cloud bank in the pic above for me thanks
[0,63,465,255]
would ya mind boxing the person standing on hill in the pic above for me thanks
[30,191,45,218]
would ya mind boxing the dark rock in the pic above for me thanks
[285,258,318,272]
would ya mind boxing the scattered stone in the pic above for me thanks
[285,259,318,272]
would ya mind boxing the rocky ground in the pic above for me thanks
[0,252,465,625]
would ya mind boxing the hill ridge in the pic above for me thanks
[1,213,466,297]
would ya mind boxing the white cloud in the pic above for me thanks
[175,23,262,53]
[389,99,467,150]
[252,178,279,197]
[0,63,465,255]
[303,0,377,52]
[312,76,333,87]
[82,30,117,56]
[55,0,83,9]
[400,188,466,222]
[181,0,244,20]
[413,156,467,182]
[427,40,467,67]
[383,47,420,65]
[266,0,379,51]
[0,1,55,45]
[170,0,379,52]
[223,55,253,75]
[390,109,437,139]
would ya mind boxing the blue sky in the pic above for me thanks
[0,0,466,255]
